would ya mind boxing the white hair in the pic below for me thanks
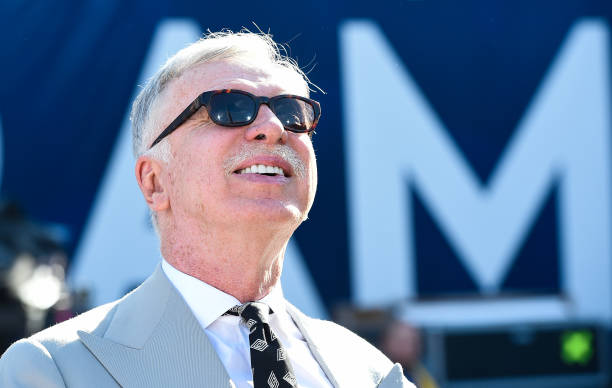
[130,29,314,161]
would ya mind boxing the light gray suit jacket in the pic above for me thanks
[0,265,413,387]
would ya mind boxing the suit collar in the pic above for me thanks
[78,264,232,388]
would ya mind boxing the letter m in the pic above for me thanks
[340,20,612,324]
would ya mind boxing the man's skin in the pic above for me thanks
[135,59,318,303]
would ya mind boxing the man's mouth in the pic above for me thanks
[235,164,287,177]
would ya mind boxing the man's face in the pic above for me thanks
[153,60,318,233]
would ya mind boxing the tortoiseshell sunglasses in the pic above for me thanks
[150,89,321,148]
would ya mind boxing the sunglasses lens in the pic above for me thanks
[208,92,316,132]
[272,97,316,132]
[209,92,256,125]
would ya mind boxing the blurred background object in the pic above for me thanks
[422,323,609,388]
[379,320,437,388]
[0,200,82,354]
[1,1,612,386]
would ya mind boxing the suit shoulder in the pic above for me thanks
[287,305,393,375]
[0,300,120,386]
[0,338,66,387]
[302,316,416,387]
[26,299,119,356]
[289,307,417,386]
[312,317,391,365]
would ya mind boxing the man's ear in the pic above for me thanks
[135,156,170,212]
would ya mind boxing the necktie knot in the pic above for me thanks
[243,302,271,324]
[227,302,272,325]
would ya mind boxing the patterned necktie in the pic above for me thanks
[225,302,297,388]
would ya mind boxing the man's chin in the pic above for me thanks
[234,199,306,224]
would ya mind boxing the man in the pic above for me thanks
[0,30,413,387]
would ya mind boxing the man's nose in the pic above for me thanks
[244,105,288,144]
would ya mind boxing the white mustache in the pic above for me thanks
[224,143,306,179]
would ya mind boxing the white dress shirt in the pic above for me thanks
[161,259,333,388]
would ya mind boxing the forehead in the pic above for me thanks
[159,60,307,116]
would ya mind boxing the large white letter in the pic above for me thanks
[341,20,612,324]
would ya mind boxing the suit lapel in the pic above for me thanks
[287,305,402,388]
[285,305,344,388]
[78,265,232,388]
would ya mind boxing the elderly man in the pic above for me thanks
[0,31,413,387]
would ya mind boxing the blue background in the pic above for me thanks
[0,0,610,310]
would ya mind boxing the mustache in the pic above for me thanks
[223,143,306,179]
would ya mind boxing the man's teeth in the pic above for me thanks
[237,164,285,176]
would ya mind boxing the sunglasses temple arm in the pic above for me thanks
[150,101,202,148]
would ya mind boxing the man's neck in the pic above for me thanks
[160,219,294,302]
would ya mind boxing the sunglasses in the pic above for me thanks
[149,89,321,148]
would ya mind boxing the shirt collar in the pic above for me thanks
[161,258,286,328]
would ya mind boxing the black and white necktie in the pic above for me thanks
[226,302,297,388]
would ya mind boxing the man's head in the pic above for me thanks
[131,31,315,160]
[131,30,319,250]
